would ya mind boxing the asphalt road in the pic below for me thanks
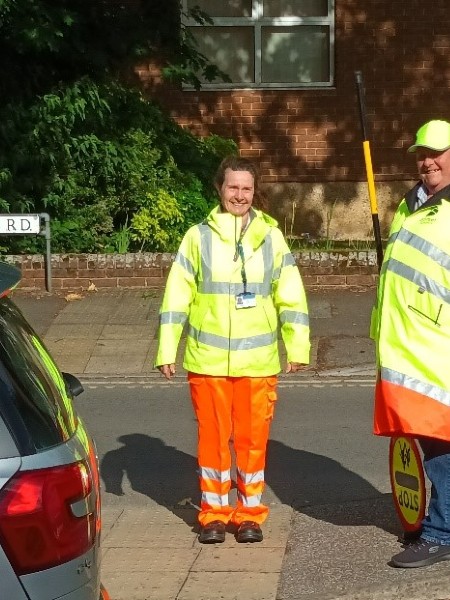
[74,377,440,599]
[75,377,389,510]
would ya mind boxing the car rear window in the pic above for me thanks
[0,298,77,452]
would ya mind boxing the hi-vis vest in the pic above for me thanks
[372,183,450,441]
[155,206,310,377]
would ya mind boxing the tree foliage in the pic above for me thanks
[0,1,234,253]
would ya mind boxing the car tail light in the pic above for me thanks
[0,461,95,574]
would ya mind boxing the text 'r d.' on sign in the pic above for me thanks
[0,214,41,234]
[389,436,425,532]
[0,213,52,292]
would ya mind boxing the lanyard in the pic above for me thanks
[233,217,250,294]
[236,240,247,294]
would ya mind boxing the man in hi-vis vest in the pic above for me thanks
[372,120,450,567]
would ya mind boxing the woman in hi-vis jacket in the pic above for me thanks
[155,156,310,544]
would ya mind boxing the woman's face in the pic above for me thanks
[217,168,254,221]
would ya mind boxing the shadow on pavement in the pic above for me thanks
[101,433,199,526]
[101,434,397,535]
[266,440,398,535]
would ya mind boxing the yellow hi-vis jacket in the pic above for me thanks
[372,183,450,441]
[155,206,310,376]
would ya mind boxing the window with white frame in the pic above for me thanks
[183,0,334,89]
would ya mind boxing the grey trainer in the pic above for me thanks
[391,538,450,568]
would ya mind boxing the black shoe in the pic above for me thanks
[391,538,450,568]
[236,521,263,543]
[198,520,226,544]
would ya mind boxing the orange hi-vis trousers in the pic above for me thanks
[188,373,278,526]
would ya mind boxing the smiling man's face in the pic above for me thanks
[416,147,450,195]
[218,168,254,223]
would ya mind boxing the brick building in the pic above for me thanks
[133,1,450,241]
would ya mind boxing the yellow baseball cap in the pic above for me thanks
[408,120,450,153]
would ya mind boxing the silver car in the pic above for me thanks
[0,262,109,600]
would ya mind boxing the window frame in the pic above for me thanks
[183,0,335,90]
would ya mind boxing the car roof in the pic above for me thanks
[0,262,21,296]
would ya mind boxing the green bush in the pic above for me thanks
[0,78,237,254]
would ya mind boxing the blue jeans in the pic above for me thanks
[420,438,450,545]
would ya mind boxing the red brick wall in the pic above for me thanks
[135,0,450,184]
[6,253,378,292]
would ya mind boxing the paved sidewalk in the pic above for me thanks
[12,287,377,379]
[12,288,450,600]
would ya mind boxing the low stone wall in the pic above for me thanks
[4,251,379,292]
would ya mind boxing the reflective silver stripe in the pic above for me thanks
[198,281,270,295]
[381,366,450,407]
[197,224,274,297]
[396,229,450,270]
[262,234,274,296]
[237,491,262,507]
[175,251,195,277]
[273,252,295,281]
[188,326,277,351]
[386,258,450,304]
[202,491,229,507]
[237,468,264,485]
[159,311,187,325]
[279,310,309,326]
[282,253,296,267]
[199,467,231,483]
[198,223,213,285]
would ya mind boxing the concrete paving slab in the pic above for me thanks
[101,324,152,339]
[90,338,151,357]
[102,547,200,572]
[108,290,154,324]
[85,354,147,374]
[178,572,280,600]
[102,507,197,549]
[53,294,121,324]
[101,507,124,540]
[84,339,151,373]
[43,337,97,373]
[99,505,292,600]
[13,292,67,337]
[310,297,332,319]
[44,323,104,339]
[318,336,375,370]
[191,546,284,572]
[103,568,188,600]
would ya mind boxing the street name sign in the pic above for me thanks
[0,214,41,234]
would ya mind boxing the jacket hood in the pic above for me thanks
[205,206,278,247]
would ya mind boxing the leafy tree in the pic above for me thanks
[0,0,227,103]
[0,1,235,253]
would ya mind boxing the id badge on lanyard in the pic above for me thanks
[235,291,256,309]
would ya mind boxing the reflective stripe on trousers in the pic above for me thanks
[188,374,278,526]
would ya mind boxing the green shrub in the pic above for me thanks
[0,78,237,254]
